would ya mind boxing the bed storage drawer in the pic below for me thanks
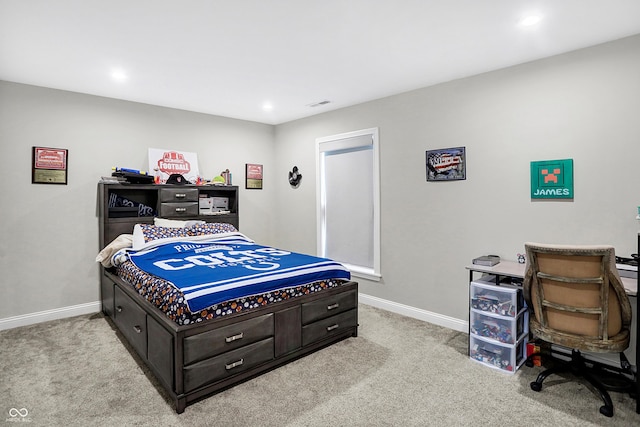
[101,275,115,317]
[159,188,199,202]
[302,309,357,347]
[113,287,147,357]
[183,313,274,364]
[183,337,275,392]
[301,290,357,324]
[147,317,174,389]
[159,202,199,217]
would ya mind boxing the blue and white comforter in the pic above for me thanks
[124,233,351,313]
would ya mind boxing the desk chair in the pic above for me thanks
[523,243,634,417]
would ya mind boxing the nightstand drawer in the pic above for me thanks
[159,202,199,217]
[114,286,147,357]
[302,309,357,346]
[184,313,274,364]
[183,337,274,392]
[159,188,198,202]
[301,290,357,324]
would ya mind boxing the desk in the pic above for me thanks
[466,260,637,296]
[466,260,639,414]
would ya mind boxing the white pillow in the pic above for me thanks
[153,218,205,228]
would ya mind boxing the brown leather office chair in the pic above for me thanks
[523,243,633,417]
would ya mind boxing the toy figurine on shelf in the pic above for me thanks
[221,169,231,185]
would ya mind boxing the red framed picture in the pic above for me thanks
[32,146,68,184]
[245,163,263,189]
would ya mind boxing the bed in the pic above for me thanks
[97,219,358,413]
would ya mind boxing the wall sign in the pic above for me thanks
[426,146,466,181]
[246,163,263,189]
[32,146,68,184]
[148,148,199,184]
[530,159,573,199]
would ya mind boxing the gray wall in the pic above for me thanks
[1,34,639,325]
[0,83,275,319]
[273,34,640,322]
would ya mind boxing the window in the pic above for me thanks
[316,128,380,281]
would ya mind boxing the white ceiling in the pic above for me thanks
[1,1,640,125]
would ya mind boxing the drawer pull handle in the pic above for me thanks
[327,324,339,332]
[116,306,123,313]
[225,332,244,343]
[225,359,244,370]
[327,303,339,310]
[133,325,142,334]
[175,193,186,199]
[175,207,187,213]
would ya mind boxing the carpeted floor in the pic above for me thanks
[1,303,638,426]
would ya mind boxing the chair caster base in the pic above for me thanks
[530,381,542,392]
[599,405,613,417]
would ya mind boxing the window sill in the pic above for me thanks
[346,265,381,282]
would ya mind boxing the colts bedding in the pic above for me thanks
[127,232,351,313]
[106,224,352,325]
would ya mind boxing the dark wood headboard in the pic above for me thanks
[98,182,239,249]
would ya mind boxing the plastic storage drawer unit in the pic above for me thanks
[469,334,527,373]
[470,278,525,318]
[469,274,529,374]
[470,309,528,345]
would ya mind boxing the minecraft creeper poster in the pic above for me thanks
[530,159,574,199]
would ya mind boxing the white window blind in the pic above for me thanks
[317,128,380,280]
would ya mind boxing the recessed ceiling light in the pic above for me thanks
[520,14,542,27]
[262,103,273,111]
[111,69,128,81]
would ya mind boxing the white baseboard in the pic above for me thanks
[0,294,467,335]
[359,292,468,333]
[0,301,101,331]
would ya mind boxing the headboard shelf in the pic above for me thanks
[98,182,239,249]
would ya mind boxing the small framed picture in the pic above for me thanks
[32,146,68,184]
[245,163,263,189]
[426,147,466,182]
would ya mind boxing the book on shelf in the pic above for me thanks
[472,255,500,267]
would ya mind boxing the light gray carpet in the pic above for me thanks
[1,304,638,426]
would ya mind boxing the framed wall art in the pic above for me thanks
[148,148,199,184]
[32,146,68,184]
[530,158,574,199]
[426,146,466,182]
[245,163,263,189]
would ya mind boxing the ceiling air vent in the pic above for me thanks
[307,100,331,108]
